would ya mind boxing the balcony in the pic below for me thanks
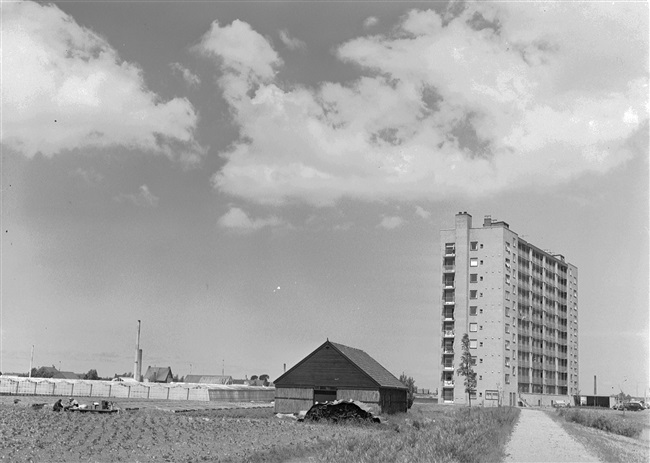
[443,380,455,387]
[443,313,455,321]
[444,247,456,256]
[443,364,454,371]
[443,330,455,338]
[443,348,454,355]
[443,282,455,289]
[443,265,455,273]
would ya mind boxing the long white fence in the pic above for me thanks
[0,376,275,402]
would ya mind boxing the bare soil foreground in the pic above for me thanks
[1,396,377,462]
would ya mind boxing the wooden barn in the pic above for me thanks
[274,340,408,414]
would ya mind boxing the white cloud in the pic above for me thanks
[363,16,379,29]
[114,185,159,208]
[201,6,647,206]
[170,62,201,87]
[279,29,306,51]
[1,1,200,159]
[415,206,431,220]
[218,207,282,232]
[196,19,281,83]
[378,216,405,230]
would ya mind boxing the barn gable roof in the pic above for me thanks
[329,342,407,389]
[275,340,407,390]
[144,366,173,382]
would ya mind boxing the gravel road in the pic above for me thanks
[504,408,601,462]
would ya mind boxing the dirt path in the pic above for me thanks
[504,408,602,462]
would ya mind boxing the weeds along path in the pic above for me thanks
[504,408,602,462]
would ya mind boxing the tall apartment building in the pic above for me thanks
[440,212,579,406]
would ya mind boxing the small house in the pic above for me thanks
[274,340,408,414]
[143,366,173,383]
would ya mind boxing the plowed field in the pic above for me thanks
[0,397,376,462]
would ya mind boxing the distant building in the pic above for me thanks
[440,212,579,407]
[274,340,408,414]
[53,371,81,380]
[143,366,173,383]
[184,375,232,385]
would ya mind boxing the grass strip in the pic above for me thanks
[555,408,643,438]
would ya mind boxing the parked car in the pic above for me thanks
[553,400,570,408]
[623,401,644,411]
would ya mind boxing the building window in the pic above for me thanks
[470,241,478,251]
[479,341,483,347]
[470,273,478,283]
[470,323,478,332]
[505,340,510,350]
[470,290,478,299]
[470,258,479,267]
[505,357,510,367]
[505,374,510,384]
[505,291,510,301]
[505,275,510,284]
[505,324,510,333]
[471,356,477,366]
[470,306,477,316]
[470,339,478,349]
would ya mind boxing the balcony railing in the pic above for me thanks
[443,299,455,305]
[443,313,454,321]
[443,348,454,354]
[443,364,454,371]
[443,265,455,273]
[443,380,455,387]
[443,330,455,338]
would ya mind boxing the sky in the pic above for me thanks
[1,0,648,395]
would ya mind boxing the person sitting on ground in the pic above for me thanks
[53,399,63,412]
[65,397,79,410]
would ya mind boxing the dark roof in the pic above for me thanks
[328,342,407,389]
[275,340,407,390]
[53,371,80,380]
[144,366,173,382]
[184,375,232,385]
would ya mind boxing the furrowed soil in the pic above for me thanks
[0,396,377,462]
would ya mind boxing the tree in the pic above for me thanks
[31,366,57,378]
[83,369,99,380]
[457,333,477,407]
[250,375,259,381]
[399,373,417,409]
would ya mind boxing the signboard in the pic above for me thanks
[485,390,499,400]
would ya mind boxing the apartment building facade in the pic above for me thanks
[440,212,579,406]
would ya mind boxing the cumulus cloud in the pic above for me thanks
[114,185,159,208]
[201,5,647,206]
[279,29,306,51]
[415,206,431,220]
[363,16,379,29]
[379,216,405,230]
[170,62,201,87]
[2,1,200,159]
[218,207,282,231]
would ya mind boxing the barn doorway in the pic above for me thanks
[314,390,336,404]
